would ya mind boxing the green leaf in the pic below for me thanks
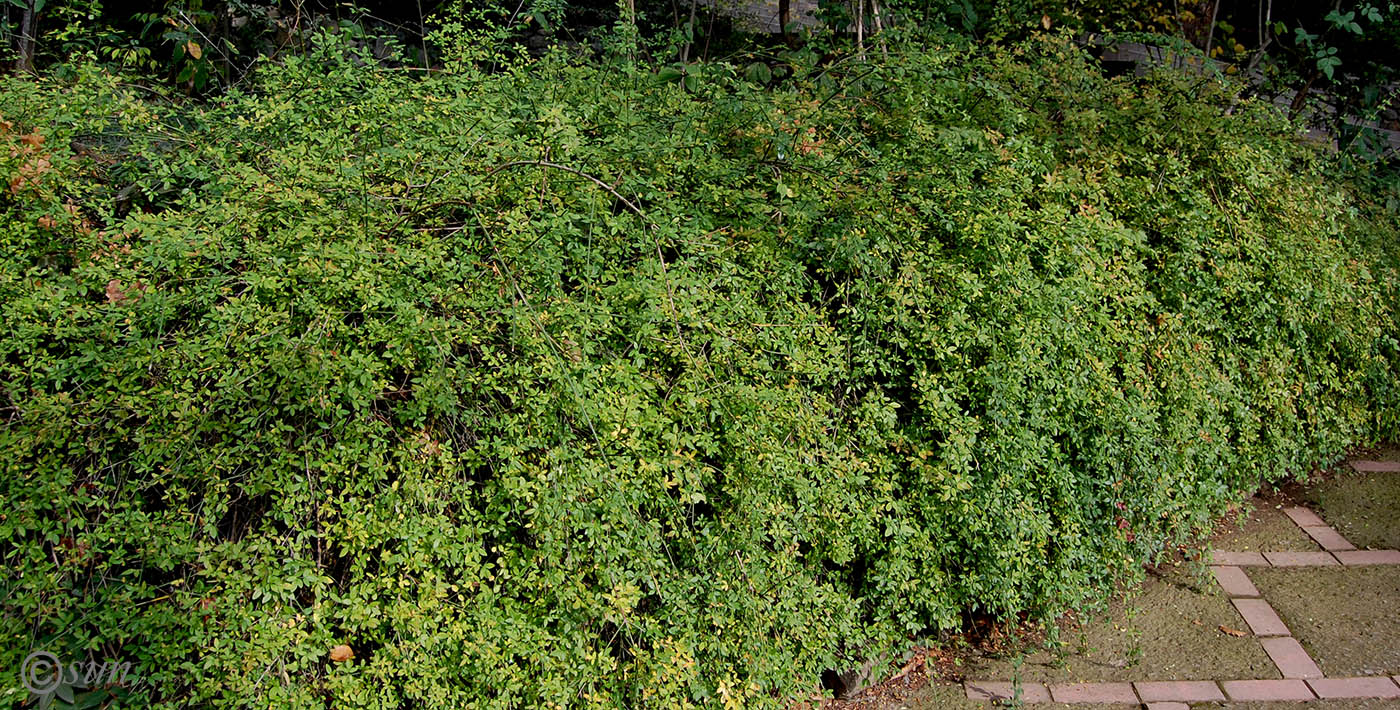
[744,62,772,84]
[1317,55,1341,79]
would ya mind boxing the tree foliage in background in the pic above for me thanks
[889,0,1400,158]
[4,1,1396,153]
[2,28,1399,707]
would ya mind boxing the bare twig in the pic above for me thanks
[1246,0,1274,73]
[416,0,430,70]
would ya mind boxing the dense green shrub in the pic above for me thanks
[2,35,1397,708]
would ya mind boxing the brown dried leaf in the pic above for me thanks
[329,644,354,663]
[106,279,127,304]
[1218,625,1248,637]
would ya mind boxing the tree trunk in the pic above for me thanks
[778,0,793,46]
[870,0,887,59]
[16,1,36,74]
[681,0,698,63]
[1289,71,1321,119]
[854,0,864,58]
[1202,0,1221,62]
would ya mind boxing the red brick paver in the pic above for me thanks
[1232,598,1290,636]
[1301,525,1356,551]
[1283,506,1328,527]
[1134,680,1224,702]
[1307,677,1400,699]
[1261,637,1324,678]
[1334,549,1400,565]
[1145,703,1190,710]
[1220,679,1316,701]
[1048,681,1138,703]
[1263,550,1339,566]
[1213,550,1268,566]
[1211,565,1260,597]
[1350,460,1400,472]
[963,680,1050,702]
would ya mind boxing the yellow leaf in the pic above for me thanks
[186,41,203,60]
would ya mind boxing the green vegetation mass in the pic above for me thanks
[2,31,1398,708]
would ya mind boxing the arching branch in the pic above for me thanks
[489,160,654,227]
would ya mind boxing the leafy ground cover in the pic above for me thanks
[2,33,1398,708]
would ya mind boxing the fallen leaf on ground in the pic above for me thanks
[1218,625,1248,637]
[889,655,923,681]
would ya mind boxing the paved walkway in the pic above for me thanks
[960,457,1400,708]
